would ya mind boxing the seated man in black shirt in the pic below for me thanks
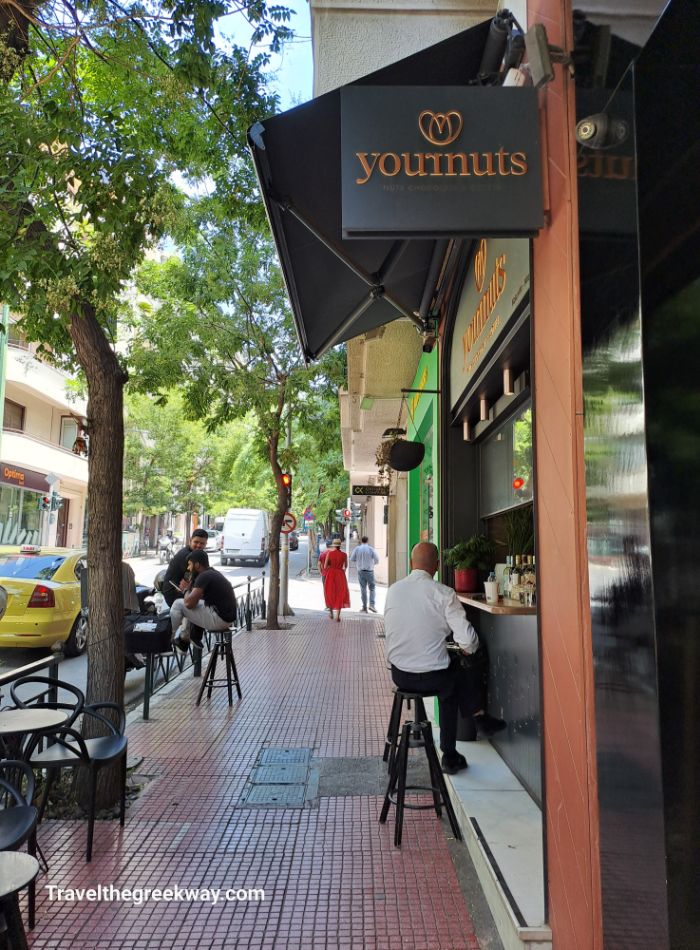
[162,528,209,607]
[169,550,237,651]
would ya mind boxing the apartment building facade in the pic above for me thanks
[1,317,88,549]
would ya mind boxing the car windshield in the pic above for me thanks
[0,555,66,580]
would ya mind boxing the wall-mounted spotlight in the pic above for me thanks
[525,23,573,88]
[479,397,489,422]
[575,113,629,149]
[462,420,472,442]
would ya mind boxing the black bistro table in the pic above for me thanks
[0,851,39,949]
[0,709,69,759]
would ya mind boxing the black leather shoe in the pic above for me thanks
[441,752,468,774]
[473,713,507,739]
[172,636,191,653]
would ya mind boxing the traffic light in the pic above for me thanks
[343,508,351,520]
[38,495,51,511]
[50,493,63,511]
[281,472,292,510]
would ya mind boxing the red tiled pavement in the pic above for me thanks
[27,612,484,949]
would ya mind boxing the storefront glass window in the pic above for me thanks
[480,405,533,515]
[0,485,41,545]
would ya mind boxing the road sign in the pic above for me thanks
[304,512,315,522]
[281,512,297,533]
[352,485,388,496]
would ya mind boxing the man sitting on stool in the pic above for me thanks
[384,541,505,775]
[170,550,237,651]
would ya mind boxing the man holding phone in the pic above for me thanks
[170,550,237,651]
[162,528,209,606]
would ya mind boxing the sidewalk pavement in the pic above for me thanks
[26,584,500,949]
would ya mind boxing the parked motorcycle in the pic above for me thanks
[158,538,176,564]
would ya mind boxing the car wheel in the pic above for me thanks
[64,614,88,657]
[221,557,228,566]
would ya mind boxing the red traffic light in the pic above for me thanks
[281,472,292,487]
[343,509,351,518]
[513,477,525,491]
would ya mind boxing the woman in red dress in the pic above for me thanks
[324,538,350,621]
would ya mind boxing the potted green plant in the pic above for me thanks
[503,504,534,559]
[443,534,495,593]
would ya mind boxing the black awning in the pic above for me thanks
[248,20,491,362]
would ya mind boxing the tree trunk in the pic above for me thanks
[266,431,284,630]
[70,302,128,808]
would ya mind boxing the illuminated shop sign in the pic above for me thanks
[341,86,543,238]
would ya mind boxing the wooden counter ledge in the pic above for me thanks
[457,593,537,616]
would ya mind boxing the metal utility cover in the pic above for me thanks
[241,785,307,807]
[250,765,308,785]
[258,748,313,766]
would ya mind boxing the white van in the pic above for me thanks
[221,508,270,567]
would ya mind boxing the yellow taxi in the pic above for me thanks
[0,545,87,656]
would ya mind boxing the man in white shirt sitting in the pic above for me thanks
[384,541,505,774]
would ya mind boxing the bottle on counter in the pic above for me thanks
[501,556,512,597]
[509,554,523,599]
[522,555,535,588]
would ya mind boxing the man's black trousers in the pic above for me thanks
[390,650,487,756]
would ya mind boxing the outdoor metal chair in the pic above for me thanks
[0,760,39,929]
[10,676,128,862]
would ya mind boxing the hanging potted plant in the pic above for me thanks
[443,535,495,593]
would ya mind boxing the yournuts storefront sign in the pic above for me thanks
[341,86,543,238]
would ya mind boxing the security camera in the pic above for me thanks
[576,113,629,149]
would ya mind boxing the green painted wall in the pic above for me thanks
[406,348,440,571]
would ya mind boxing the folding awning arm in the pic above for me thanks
[271,194,424,340]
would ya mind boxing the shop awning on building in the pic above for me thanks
[248,20,491,362]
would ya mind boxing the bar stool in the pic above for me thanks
[196,628,242,706]
[383,688,413,775]
[379,690,462,848]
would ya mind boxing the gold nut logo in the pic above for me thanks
[418,110,463,147]
[474,239,487,293]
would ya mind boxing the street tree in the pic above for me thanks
[126,228,345,627]
[0,0,289,803]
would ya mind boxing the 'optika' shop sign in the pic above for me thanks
[449,238,530,409]
[341,86,543,238]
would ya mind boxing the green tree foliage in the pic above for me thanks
[124,395,278,518]
[0,0,291,802]
[126,226,346,625]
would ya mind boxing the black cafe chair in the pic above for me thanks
[10,676,128,862]
[0,760,39,929]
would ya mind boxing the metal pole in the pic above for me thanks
[280,530,290,616]
[346,496,352,564]
[246,575,252,631]
[143,654,153,720]
[281,416,294,617]
[261,570,266,619]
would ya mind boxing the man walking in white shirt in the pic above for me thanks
[349,536,380,613]
[384,541,505,774]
